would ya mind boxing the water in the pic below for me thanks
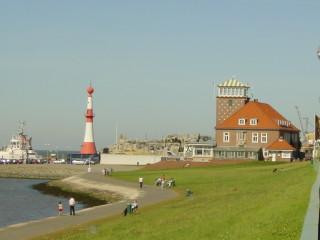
[0,178,86,228]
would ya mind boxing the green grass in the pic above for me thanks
[34,161,316,240]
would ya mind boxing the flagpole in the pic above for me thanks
[313,113,315,160]
[314,113,318,161]
[116,123,118,144]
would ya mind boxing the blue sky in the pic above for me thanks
[0,0,319,151]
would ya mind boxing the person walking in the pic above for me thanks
[139,177,143,188]
[58,201,63,216]
[69,197,76,216]
[161,179,165,190]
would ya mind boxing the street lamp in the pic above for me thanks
[64,147,70,159]
[88,155,91,172]
[317,45,320,60]
[45,143,50,163]
[55,146,59,160]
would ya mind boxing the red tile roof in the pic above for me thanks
[266,138,296,150]
[216,101,299,131]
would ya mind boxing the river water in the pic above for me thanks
[0,178,86,228]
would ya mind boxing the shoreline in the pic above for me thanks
[0,164,141,207]
[32,181,109,207]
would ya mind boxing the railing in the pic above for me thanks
[300,160,320,240]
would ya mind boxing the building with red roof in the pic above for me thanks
[213,77,300,161]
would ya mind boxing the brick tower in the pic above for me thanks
[216,77,250,126]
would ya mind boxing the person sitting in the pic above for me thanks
[123,207,128,216]
[131,200,138,212]
[166,178,174,187]
[155,178,161,186]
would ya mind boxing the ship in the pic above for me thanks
[0,121,40,162]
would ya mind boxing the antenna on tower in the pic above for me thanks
[116,123,118,144]
[212,82,216,98]
[250,83,254,99]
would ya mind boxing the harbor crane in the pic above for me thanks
[295,106,305,134]
[295,106,307,142]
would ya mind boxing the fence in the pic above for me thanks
[300,160,320,240]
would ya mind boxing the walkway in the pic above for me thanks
[0,169,177,240]
[300,160,320,240]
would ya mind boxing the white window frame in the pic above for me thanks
[237,151,245,158]
[250,118,257,125]
[223,132,230,142]
[238,118,246,125]
[237,132,246,140]
[252,132,258,143]
[281,152,291,158]
[261,133,267,143]
[195,149,202,156]
[203,149,211,156]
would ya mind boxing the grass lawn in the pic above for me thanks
[34,161,316,240]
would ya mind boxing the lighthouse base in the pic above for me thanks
[81,142,97,154]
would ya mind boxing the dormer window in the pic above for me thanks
[238,118,246,125]
[276,119,291,127]
[250,118,257,125]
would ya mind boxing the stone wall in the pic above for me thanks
[100,153,162,165]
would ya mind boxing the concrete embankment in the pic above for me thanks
[0,164,84,179]
[0,163,141,179]
[0,164,178,240]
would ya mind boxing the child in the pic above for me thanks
[58,201,63,216]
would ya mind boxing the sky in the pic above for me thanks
[0,0,320,151]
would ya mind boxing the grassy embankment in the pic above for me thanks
[32,161,315,240]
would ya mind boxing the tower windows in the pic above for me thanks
[228,100,233,106]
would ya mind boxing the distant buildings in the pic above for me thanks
[104,134,212,157]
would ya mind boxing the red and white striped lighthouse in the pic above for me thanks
[80,84,97,154]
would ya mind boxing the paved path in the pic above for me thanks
[0,169,177,240]
[300,161,320,240]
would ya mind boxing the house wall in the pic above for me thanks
[267,151,293,162]
[216,129,280,148]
